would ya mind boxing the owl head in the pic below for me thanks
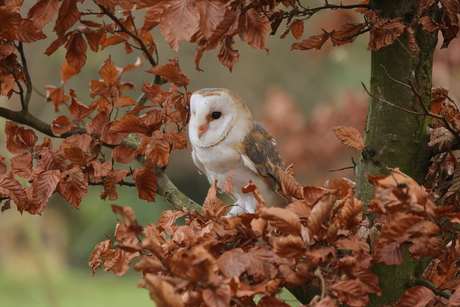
[189,88,253,148]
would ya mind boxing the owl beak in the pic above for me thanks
[197,124,208,139]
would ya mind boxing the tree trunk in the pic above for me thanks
[356,0,437,203]
[355,0,438,305]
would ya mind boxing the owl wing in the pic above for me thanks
[240,121,291,202]
[191,148,206,175]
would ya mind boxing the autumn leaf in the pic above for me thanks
[307,192,337,236]
[331,22,366,46]
[259,207,302,236]
[428,127,456,151]
[368,17,405,51]
[0,171,28,213]
[218,35,239,72]
[244,8,270,51]
[10,152,33,179]
[291,32,330,50]
[332,126,365,151]
[160,0,200,51]
[147,63,189,87]
[109,114,151,135]
[54,0,80,37]
[15,19,47,43]
[133,168,157,201]
[28,169,60,214]
[57,168,88,208]
[111,146,136,164]
[65,32,87,73]
[88,239,112,275]
[330,280,368,307]
[60,60,78,84]
[281,20,304,39]
[142,275,184,307]
[5,121,38,154]
[143,137,171,167]
[99,57,119,86]
[51,115,78,136]
[101,170,128,201]
[28,0,58,28]
[156,210,185,236]
[393,286,435,307]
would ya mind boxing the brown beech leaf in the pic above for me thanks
[418,16,441,32]
[203,180,224,217]
[10,152,33,179]
[244,8,270,50]
[54,0,80,36]
[448,289,460,307]
[45,85,69,112]
[38,148,68,171]
[393,286,435,307]
[332,126,365,151]
[51,115,78,136]
[405,27,420,53]
[217,248,248,278]
[160,0,200,51]
[218,35,239,72]
[15,19,46,43]
[277,166,302,198]
[28,0,59,29]
[195,0,227,38]
[142,275,184,307]
[202,285,231,307]
[271,235,306,258]
[57,168,88,208]
[65,31,87,73]
[162,130,187,150]
[157,210,185,236]
[322,178,355,199]
[60,134,92,153]
[29,169,60,214]
[147,63,189,87]
[144,137,171,167]
[307,192,337,236]
[281,20,304,39]
[331,22,365,46]
[101,35,125,50]
[259,207,301,236]
[0,171,28,213]
[133,168,157,201]
[330,280,368,307]
[428,127,456,151]
[114,96,137,108]
[5,121,38,154]
[109,114,151,135]
[368,18,405,51]
[112,146,136,164]
[99,57,119,86]
[101,169,129,201]
[88,239,112,275]
[60,60,78,84]
[438,277,460,292]
[69,89,93,121]
[291,32,330,50]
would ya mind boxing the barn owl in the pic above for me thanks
[189,88,291,216]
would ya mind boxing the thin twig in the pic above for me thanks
[16,42,33,112]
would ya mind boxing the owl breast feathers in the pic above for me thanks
[189,88,291,216]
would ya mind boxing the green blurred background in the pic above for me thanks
[6,1,459,306]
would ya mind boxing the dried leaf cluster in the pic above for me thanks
[90,165,460,306]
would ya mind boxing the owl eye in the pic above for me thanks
[211,112,221,119]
